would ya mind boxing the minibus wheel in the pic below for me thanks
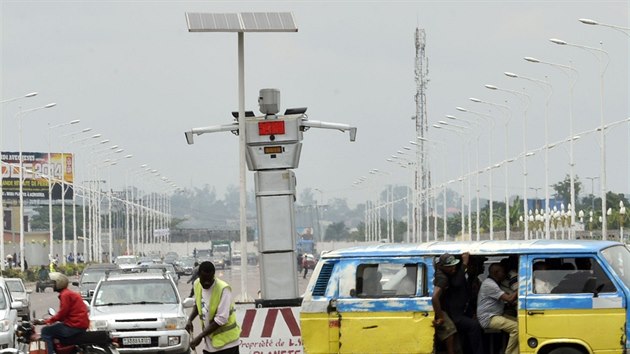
[548,347,583,354]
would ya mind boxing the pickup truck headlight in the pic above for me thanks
[0,320,10,332]
[164,317,187,330]
[91,320,109,331]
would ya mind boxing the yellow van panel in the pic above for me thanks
[338,311,434,354]
[301,312,340,354]
[524,308,625,353]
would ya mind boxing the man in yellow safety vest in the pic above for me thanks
[186,261,240,353]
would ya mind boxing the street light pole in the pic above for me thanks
[550,38,610,240]
[524,56,579,239]
[586,176,599,213]
[456,107,495,240]
[505,72,553,239]
[433,123,469,239]
[485,84,531,239]
[17,103,57,271]
[445,115,477,239]
[48,119,80,263]
[470,98,512,239]
[579,19,630,202]
[0,91,37,271]
[579,18,630,37]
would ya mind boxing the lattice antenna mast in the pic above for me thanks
[414,28,430,243]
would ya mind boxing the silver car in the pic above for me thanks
[4,278,30,320]
[89,272,193,354]
[0,278,21,349]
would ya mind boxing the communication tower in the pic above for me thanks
[413,28,430,243]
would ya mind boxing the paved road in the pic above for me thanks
[27,263,313,319]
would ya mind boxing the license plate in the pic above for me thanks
[122,337,151,345]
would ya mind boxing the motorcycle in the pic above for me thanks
[0,311,119,354]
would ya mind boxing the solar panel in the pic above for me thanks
[241,12,297,32]
[186,13,241,32]
[186,12,297,32]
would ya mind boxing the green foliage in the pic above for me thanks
[324,222,350,241]
[1,267,26,280]
[30,205,84,240]
[0,263,87,281]
[552,174,582,207]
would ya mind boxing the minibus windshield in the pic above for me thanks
[601,245,630,289]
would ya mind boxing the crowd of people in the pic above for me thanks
[431,252,519,354]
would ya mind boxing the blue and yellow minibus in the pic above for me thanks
[300,240,630,353]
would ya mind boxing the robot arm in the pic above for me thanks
[300,120,357,142]
[184,122,240,145]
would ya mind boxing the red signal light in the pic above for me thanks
[258,121,285,135]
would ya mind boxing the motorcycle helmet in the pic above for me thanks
[49,272,69,291]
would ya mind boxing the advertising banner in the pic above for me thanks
[1,151,74,200]
[237,306,303,354]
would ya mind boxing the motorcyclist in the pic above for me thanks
[33,272,89,354]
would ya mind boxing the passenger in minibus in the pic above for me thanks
[477,263,518,354]
[433,253,484,354]
[362,267,383,296]
[432,254,460,354]
[532,261,553,294]
[396,264,416,295]
[499,256,519,317]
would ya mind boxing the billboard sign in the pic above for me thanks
[1,151,74,200]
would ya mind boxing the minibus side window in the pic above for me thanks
[601,245,630,289]
[355,263,424,297]
[532,257,616,294]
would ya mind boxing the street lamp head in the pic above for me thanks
[69,119,80,124]
[455,107,467,112]
[446,115,457,120]
[469,97,482,103]
[438,120,449,125]
[485,84,498,90]
[524,56,540,63]
[25,92,38,98]
[109,145,119,150]
[91,134,102,139]
[114,149,124,153]
[579,18,598,25]
[44,103,57,109]
[550,38,567,45]
[99,139,110,144]
[504,72,518,78]
[432,124,443,129]
[81,128,92,133]
[124,154,133,159]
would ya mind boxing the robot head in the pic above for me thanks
[258,88,280,115]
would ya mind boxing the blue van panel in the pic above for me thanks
[336,298,433,312]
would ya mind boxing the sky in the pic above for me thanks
[1,0,628,208]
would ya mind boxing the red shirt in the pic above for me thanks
[45,288,89,329]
